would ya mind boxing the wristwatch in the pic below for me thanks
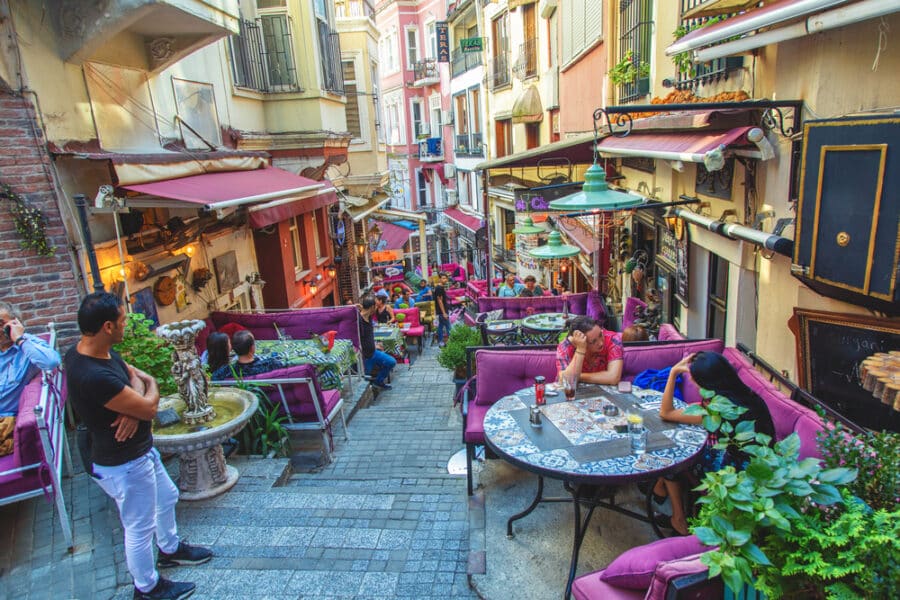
[15,334,26,347]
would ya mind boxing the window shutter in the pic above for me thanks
[571,1,585,58]
[561,0,574,64]
[584,1,602,48]
[342,62,361,138]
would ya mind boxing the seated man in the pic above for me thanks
[358,297,396,391]
[0,300,61,456]
[414,280,432,302]
[394,290,415,309]
[556,316,623,385]
[517,275,545,297]
[496,273,523,297]
[211,330,285,380]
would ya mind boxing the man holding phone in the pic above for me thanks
[0,301,60,456]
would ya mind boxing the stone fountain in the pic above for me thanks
[154,320,258,501]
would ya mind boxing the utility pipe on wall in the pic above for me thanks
[673,207,794,257]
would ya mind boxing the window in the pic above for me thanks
[314,0,343,93]
[342,60,362,138]
[410,98,425,139]
[230,15,299,92]
[495,118,512,158]
[384,91,404,145]
[372,62,384,143]
[335,0,374,18]
[516,2,538,80]
[525,123,539,150]
[425,22,437,59]
[417,170,428,210]
[406,27,419,70]
[311,209,328,260]
[675,0,743,90]
[380,28,399,73]
[490,13,510,89]
[618,0,653,103]
[706,254,728,340]
[289,216,308,274]
[429,94,441,135]
[561,0,603,66]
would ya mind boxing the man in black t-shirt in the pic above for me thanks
[433,276,450,346]
[357,297,396,390]
[65,292,211,600]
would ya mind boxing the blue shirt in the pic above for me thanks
[0,334,61,416]
[415,287,432,302]
[497,283,524,297]
[394,297,413,309]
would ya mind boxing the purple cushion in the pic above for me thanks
[210,306,361,350]
[794,411,825,460]
[0,464,44,499]
[622,339,724,379]
[473,350,557,406]
[239,364,338,422]
[464,403,491,444]
[402,325,425,337]
[572,570,644,600]
[645,553,714,600]
[599,535,707,589]
[657,324,685,341]
[13,375,45,469]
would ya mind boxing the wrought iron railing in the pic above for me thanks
[230,16,300,93]
[454,133,484,157]
[514,37,538,80]
[489,52,511,89]
[617,0,653,103]
[336,0,375,19]
[674,0,743,90]
[321,30,345,94]
[492,244,516,263]
[451,51,482,77]
[414,58,438,81]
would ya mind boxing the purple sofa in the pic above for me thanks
[216,363,348,462]
[466,291,606,324]
[203,307,361,352]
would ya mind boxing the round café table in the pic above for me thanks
[483,384,707,599]
[520,312,569,345]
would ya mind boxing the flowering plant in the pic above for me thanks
[1,181,56,256]
[816,415,900,511]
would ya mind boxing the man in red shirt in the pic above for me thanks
[556,316,623,385]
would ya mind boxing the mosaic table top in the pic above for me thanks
[483,384,708,483]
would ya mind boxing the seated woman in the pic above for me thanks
[211,330,285,380]
[373,295,395,324]
[655,351,776,535]
[556,316,623,385]
[205,332,232,374]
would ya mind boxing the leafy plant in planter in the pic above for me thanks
[610,50,650,86]
[114,312,177,396]
[684,392,859,597]
[227,374,289,458]
[437,323,482,379]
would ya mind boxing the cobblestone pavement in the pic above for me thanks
[0,344,479,600]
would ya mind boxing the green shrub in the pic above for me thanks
[437,324,482,377]
[114,313,177,396]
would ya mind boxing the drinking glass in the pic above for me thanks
[562,371,578,401]
[627,410,646,454]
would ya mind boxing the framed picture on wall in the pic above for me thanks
[212,251,239,295]
[131,287,160,329]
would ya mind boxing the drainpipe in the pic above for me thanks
[73,194,105,292]
[673,207,793,257]
[482,170,492,296]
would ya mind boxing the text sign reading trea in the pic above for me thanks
[460,37,483,53]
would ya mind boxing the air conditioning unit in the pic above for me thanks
[445,189,458,205]
[444,163,456,178]
[442,110,454,125]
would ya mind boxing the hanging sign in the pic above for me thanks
[436,22,450,63]
[675,230,689,307]
[460,37,483,53]
[371,250,403,263]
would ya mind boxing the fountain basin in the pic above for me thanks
[154,387,258,500]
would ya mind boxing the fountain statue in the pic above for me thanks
[154,319,258,500]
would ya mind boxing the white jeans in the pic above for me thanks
[93,447,180,592]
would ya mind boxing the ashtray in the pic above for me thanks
[602,404,620,417]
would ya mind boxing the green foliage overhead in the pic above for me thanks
[114,312,177,396]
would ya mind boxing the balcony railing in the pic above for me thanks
[230,16,300,93]
[418,137,443,161]
[675,0,743,90]
[513,38,538,80]
[336,0,375,19]
[492,244,516,264]
[489,52,511,90]
[413,58,439,85]
[451,51,481,77]
[454,133,484,157]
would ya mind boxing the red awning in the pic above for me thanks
[121,166,336,225]
[373,220,414,250]
[444,206,482,233]
[596,126,757,163]
[421,163,449,184]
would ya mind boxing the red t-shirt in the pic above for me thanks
[556,330,623,374]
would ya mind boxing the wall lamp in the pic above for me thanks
[326,264,337,278]
[356,239,367,257]
[306,279,319,295]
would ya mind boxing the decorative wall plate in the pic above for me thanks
[154,275,176,306]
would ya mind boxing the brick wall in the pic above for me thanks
[0,92,82,347]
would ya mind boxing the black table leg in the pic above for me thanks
[564,484,598,600]
[507,475,544,538]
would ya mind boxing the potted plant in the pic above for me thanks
[437,323,482,389]
[114,313,177,396]
[395,312,409,330]
[686,394,900,598]
[610,49,650,87]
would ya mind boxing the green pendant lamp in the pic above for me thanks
[512,216,543,235]
[528,231,580,259]
[548,162,644,212]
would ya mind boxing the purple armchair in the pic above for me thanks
[462,349,558,495]
[472,291,606,323]
[217,363,348,462]
[209,307,361,350]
